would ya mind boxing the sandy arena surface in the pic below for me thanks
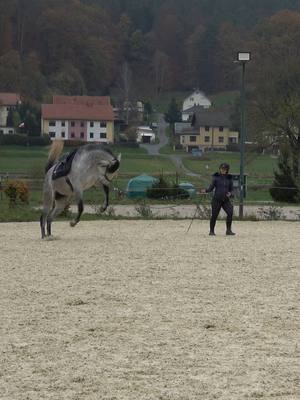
[0,220,299,400]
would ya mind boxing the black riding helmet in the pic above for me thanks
[219,162,230,172]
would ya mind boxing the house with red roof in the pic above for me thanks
[41,95,115,143]
[0,92,21,135]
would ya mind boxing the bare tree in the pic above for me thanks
[118,61,132,124]
[153,50,169,97]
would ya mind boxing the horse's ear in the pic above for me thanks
[117,153,121,162]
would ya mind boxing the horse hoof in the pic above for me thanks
[70,221,77,227]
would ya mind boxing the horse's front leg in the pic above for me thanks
[100,183,109,212]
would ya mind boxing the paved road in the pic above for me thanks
[139,114,168,155]
[139,114,201,178]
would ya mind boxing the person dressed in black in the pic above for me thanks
[202,163,235,236]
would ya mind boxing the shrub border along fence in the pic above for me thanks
[0,133,51,146]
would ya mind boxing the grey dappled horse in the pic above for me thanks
[40,141,121,239]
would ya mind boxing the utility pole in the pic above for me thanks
[237,52,251,218]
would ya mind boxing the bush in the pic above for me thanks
[269,150,299,203]
[114,141,140,148]
[4,180,29,207]
[28,135,51,146]
[135,202,153,218]
[257,206,286,220]
[0,133,50,146]
[226,143,239,152]
[147,174,189,200]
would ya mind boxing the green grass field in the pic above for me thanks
[0,144,295,222]
[181,151,278,202]
[182,151,277,180]
[0,145,178,175]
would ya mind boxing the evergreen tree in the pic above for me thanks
[143,101,152,123]
[270,149,299,202]
[6,108,14,127]
[164,97,181,135]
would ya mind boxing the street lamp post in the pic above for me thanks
[237,51,251,219]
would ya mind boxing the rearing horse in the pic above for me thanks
[40,141,121,239]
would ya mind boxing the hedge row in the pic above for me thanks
[0,134,51,146]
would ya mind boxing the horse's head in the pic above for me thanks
[99,153,121,183]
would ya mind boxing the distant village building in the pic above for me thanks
[114,100,144,126]
[175,109,239,152]
[182,90,211,121]
[0,92,21,135]
[41,95,115,143]
[136,126,155,144]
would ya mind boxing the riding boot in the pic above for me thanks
[226,215,235,235]
[226,230,235,235]
[226,223,235,235]
[209,216,217,236]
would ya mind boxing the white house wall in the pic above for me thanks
[182,113,190,121]
[0,126,15,134]
[0,107,8,126]
[183,91,211,111]
[48,120,69,140]
[86,121,108,142]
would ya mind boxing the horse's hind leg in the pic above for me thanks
[47,194,69,236]
[40,213,48,239]
[70,190,84,227]
[40,191,54,239]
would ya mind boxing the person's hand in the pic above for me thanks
[200,188,206,194]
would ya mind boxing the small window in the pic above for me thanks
[61,121,65,127]
[229,137,237,144]
[219,136,224,143]
[71,132,75,138]
[90,132,94,138]
[190,136,196,142]
[100,132,107,139]
[205,126,210,131]
[80,132,84,138]
[49,132,56,138]
[80,121,84,127]
[8,130,13,134]
[61,132,65,138]
[90,121,94,127]
[49,121,56,127]
[71,121,75,127]
[100,122,106,128]
[181,136,185,143]
[205,136,210,142]
[219,126,224,132]
[0,130,3,134]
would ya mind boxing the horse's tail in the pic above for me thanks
[45,140,64,173]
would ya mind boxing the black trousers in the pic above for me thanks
[210,198,233,232]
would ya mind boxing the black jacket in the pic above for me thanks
[206,172,233,201]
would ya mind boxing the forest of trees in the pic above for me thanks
[1,0,300,101]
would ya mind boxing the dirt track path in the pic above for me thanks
[0,220,299,399]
